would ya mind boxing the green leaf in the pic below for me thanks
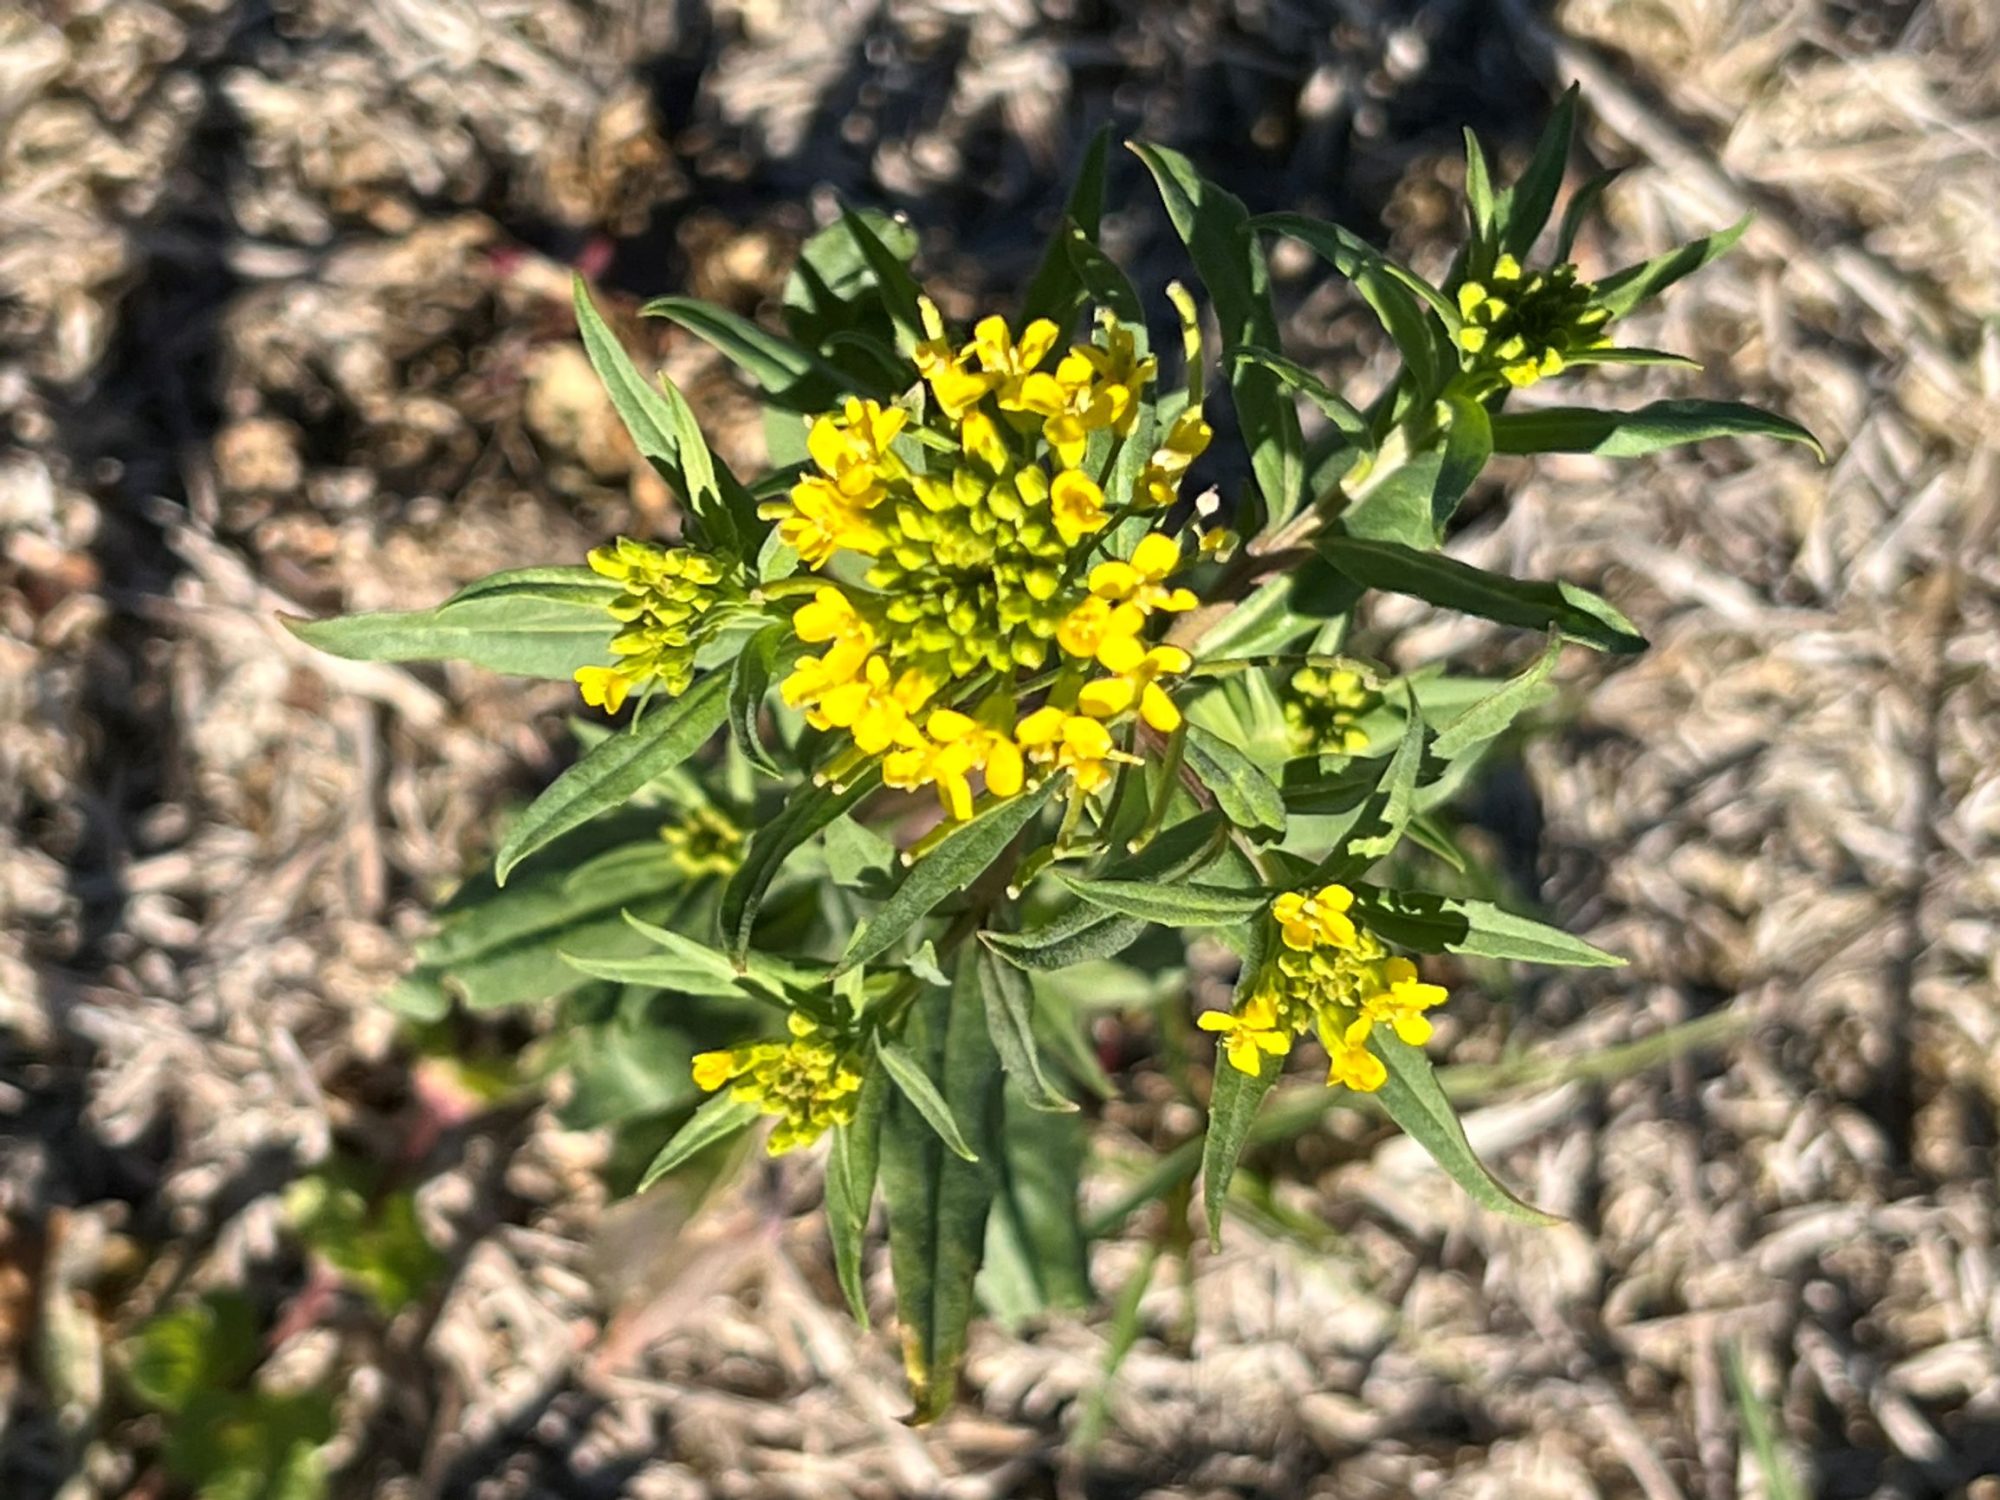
[1345,689,1423,861]
[1200,1041,1283,1248]
[1499,84,1578,261]
[1252,212,1450,398]
[1319,535,1647,655]
[575,278,751,548]
[1229,345,1370,444]
[841,781,1056,972]
[841,208,926,352]
[720,770,880,961]
[782,211,920,368]
[1594,215,1752,319]
[1351,884,1626,967]
[1020,127,1111,329]
[1182,723,1287,838]
[1430,635,1561,760]
[125,1294,261,1415]
[637,1091,762,1190]
[166,1390,335,1500]
[1462,128,1499,248]
[826,1067,889,1324]
[979,1093,1092,1323]
[1059,876,1268,926]
[1371,1032,1560,1224]
[728,623,792,778]
[558,912,780,1000]
[282,594,612,682]
[1559,346,1703,371]
[440,566,623,610]
[1490,398,1824,462]
[878,951,1003,1420]
[1061,227,1148,343]
[1131,141,1305,527]
[824,813,897,889]
[1431,393,1493,531]
[1555,165,1624,261]
[1336,435,1446,550]
[495,671,730,884]
[983,811,1226,970]
[877,1037,980,1162]
[976,946,1074,1112]
[643,295,851,410]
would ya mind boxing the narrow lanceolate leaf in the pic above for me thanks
[1200,1043,1283,1248]
[1182,723,1287,839]
[728,623,793,778]
[1020,126,1111,330]
[1059,877,1268,927]
[1430,635,1562,761]
[1131,142,1305,528]
[1555,165,1624,261]
[1431,393,1493,532]
[976,947,1074,1112]
[879,954,1003,1422]
[1462,129,1499,248]
[1319,535,1647,655]
[877,1038,980,1162]
[1346,691,1424,861]
[1230,345,1370,445]
[637,1092,761,1191]
[1062,228,1148,345]
[983,811,1227,971]
[979,1093,1092,1320]
[1498,84,1578,261]
[495,671,730,884]
[840,782,1057,973]
[282,596,611,682]
[841,209,926,352]
[1350,884,1626,968]
[1370,1032,1560,1225]
[720,770,880,961]
[642,295,851,410]
[1490,399,1824,463]
[826,1067,889,1324]
[440,566,622,610]
[1251,212,1452,398]
[1593,215,1752,319]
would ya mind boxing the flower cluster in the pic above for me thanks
[574,537,747,711]
[1282,664,1376,756]
[660,805,743,878]
[1199,884,1447,1091]
[763,299,1215,824]
[1453,254,1611,389]
[690,1012,865,1155]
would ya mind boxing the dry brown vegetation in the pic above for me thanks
[4,1,1998,1496]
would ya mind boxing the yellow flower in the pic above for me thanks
[1076,644,1192,732]
[574,664,636,714]
[1197,992,1292,1077]
[1049,469,1108,546]
[808,655,936,754]
[973,315,1061,411]
[1088,532,1197,615]
[1323,1029,1388,1092]
[807,397,908,497]
[1137,406,1213,507]
[1356,957,1448,1046]
[1272,884,1359,951]
[1452,255,1611,390]
[1054,594,1146,667]
[762,475,885,567]
[883,706,1025,821]
[1014,706,1129,795]
[1012,319,1156,467]
[780,631,875,719]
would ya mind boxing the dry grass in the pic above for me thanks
[4,1,1997,1497]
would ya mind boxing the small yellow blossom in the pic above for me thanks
[1356,956,1449,1046]
[883,706,1026,821]
[1015,706,1129,795]
[1323,1029,1388,1092]
[1049,470,1108,546]
[1088,533,1197,615]
[1137,406,1213,507]
[1284,665,1376,755]
[661,805,744,877]
[574,537,744,708]
[974,315,1062,411]
[1076,644,1192,732]
[1198,992,1292,1077]
[1272,884,1359,951]
[1054,595,1146,666]
[1452,254,1611,389]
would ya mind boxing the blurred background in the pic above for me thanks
[3,1,1998,1496]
